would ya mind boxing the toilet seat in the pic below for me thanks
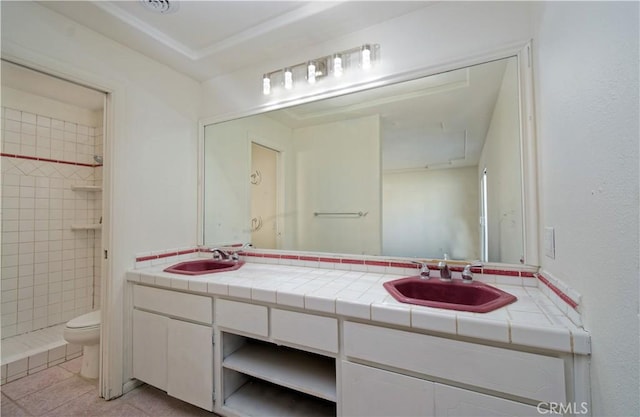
[66,310,101,329]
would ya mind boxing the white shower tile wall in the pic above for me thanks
[1,106,103,339]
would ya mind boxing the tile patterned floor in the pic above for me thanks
[0,357,219,416]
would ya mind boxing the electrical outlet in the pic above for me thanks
[544,227,555,259]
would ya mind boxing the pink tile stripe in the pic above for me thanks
[1,152,103,167]
[135,247,539,282]
[136,248,198,262]
[238,251,537,277]
[536,273,579,310]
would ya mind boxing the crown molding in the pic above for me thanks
[93,1,343,62]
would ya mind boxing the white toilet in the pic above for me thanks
[63,310,101,379]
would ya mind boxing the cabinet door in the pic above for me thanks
[341,361,434,417]
[132,310,168,390]
[167,319,213,411]
[435,384,540,417]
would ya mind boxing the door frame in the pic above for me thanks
[248,135,285,250]
[2,43,121,399]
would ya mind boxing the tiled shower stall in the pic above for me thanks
[1,103,103,383]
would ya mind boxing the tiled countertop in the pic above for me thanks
[127,259,591,355]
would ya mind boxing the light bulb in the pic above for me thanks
[333,54,343,78]
[361,45,371,70]
[307,62,316,84]
[262,75,271,95]
[284,68,293,90]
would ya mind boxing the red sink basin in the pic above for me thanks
[383,276,516,313]
[164,259,244,275]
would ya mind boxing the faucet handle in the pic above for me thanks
[412,261,431,279]
[461,264,479,283]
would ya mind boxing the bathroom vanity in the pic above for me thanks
[127,260,590,417]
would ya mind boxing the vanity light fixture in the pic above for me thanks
[262,74,271,95]
[333,54,343,78]
[307,61,317,84]
[261,44,379,95]
[361,45,371,70]
[284,68,293,90]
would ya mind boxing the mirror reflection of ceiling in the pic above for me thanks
[1,60,104,111]
[266,59,508,172]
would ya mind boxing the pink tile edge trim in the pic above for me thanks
[138,247,536,282]
[536,273,579,310]
[1,152,102,168]
[238,251,534,277]
[135,248,198,262]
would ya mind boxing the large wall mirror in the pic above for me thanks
[203,52,534,265]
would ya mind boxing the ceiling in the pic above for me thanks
[39,0,433,82]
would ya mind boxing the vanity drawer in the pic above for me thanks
[271,309,338,353]
[343,321,566,404]
[133,285,212,324]
[216,299,268,337]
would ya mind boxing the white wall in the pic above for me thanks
[293,115,381,255]
[1,1,201,396]
[533,2,639,415]
[383,167,478,260]
[1,87,102,127]
[478,58,523,264]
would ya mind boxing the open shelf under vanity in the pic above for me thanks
[220,333,337,417]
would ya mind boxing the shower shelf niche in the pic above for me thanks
[71,224,102,231]
[71,185,102,192]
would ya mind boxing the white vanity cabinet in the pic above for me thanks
[132,285,214,411]
[127,274,585,417]
[342,321,559,416]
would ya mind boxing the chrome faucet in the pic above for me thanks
[438,253,452,281]
[210,248,230,260]
[211,243,253,261]
[461,265,473,283]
